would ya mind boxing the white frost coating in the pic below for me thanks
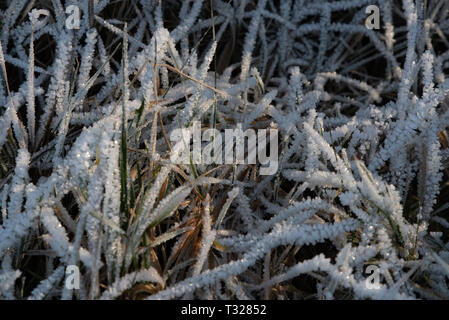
[0,0,448,300]
[100,268,164,300]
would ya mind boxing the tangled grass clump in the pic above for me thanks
[1,0,449,300]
